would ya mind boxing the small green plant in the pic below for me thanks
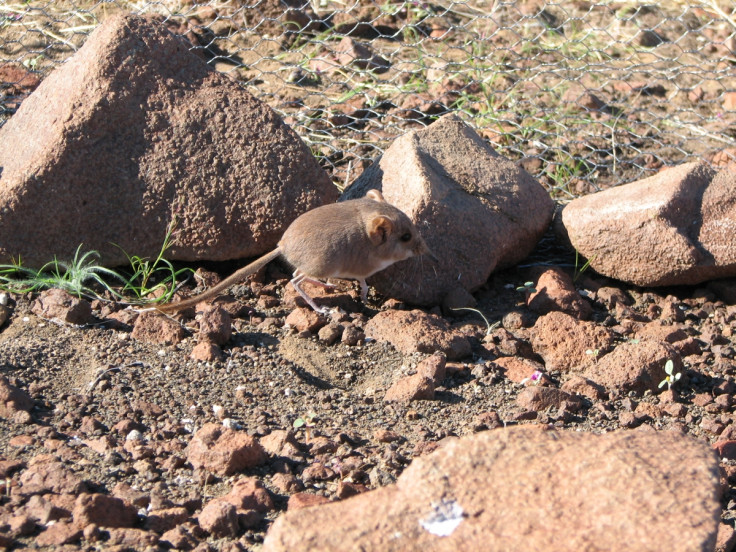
[0,221,192,305]
[451,307,500,335]
[585,348,600,362]
[516,281,537,294]
[293,411,318,441]
[0,245,126,300]
[115,219,192,304]
[658,359,682,390]
[574,251,595,282]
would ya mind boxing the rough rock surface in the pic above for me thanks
[263,427,721,552]
[561,162,736,286]
[583,340,681,395]
[365,309,472,360]
[342,114,554,305]
[0,14,336,268]
[531,311,616,372]
[527,267,592,319]
[186,423,268,476]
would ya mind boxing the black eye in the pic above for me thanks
[400,232,412,242]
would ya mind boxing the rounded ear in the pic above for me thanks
[366,189,386,203]
[368,215,393,245]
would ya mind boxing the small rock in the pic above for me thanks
[516,387,583,412]
[190,341,223,362]
[287,493,331,510]
[0,376,33,418]
[527,267,592,319]
[318,323,343,345]
[384,374,435,402]
[72,493,138,528]
[221,477,275,512]
[131,311,187,345]
[198,305,232,345]
[285,307,326,334]
[583,340,680,395]
[416,352,447,386]
[187,423,268,476]
[561,375,606,401]
[31,288,93,325]
[493,357,547,385]
[713,440,736,460]
[341,324,365,346]
[198,499,240,538]
[35,520,83,547]
[335,36,389,72]
[19,456,88,495]
[105,527,160,548]
[144,507,190,533]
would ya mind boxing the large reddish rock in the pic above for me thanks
[342,114,554,305]
[561,162,736,286]
[263,427,720,552]
[0,14,336,268]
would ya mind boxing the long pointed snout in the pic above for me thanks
[414,236,437,262]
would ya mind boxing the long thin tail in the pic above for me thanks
[156,248,281,313]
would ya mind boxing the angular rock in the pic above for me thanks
[527,267,592,319]
[560,375,607,401]
[197,305,232,345]
[384,374,435,402]
[187,423,267,476]
[285,307,327,334]
[221,477,275,513]
[190,341,223,362]
[131,311,187,346]
[365,309,472,360]
[287,493,331,510]
[72,493,138,528]
[493,357,547,385]
[198,499,239,538]
[342,114,554,305]
[0,14,336,268]
[35,520,83,547]
[263,427,720,552]
[105,527,160,548]
[531,311,615,372]
[31,289,93,325]
[516,386,583,412]
[562,162,736,286]
[144,507,190,533]
[416,352,447,386]
[0,376,33,418]
[19,456,88,495]
[583,340,681,395]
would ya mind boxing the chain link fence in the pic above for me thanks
[1,1,735,198]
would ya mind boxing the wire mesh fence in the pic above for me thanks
[1,0,735,198]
